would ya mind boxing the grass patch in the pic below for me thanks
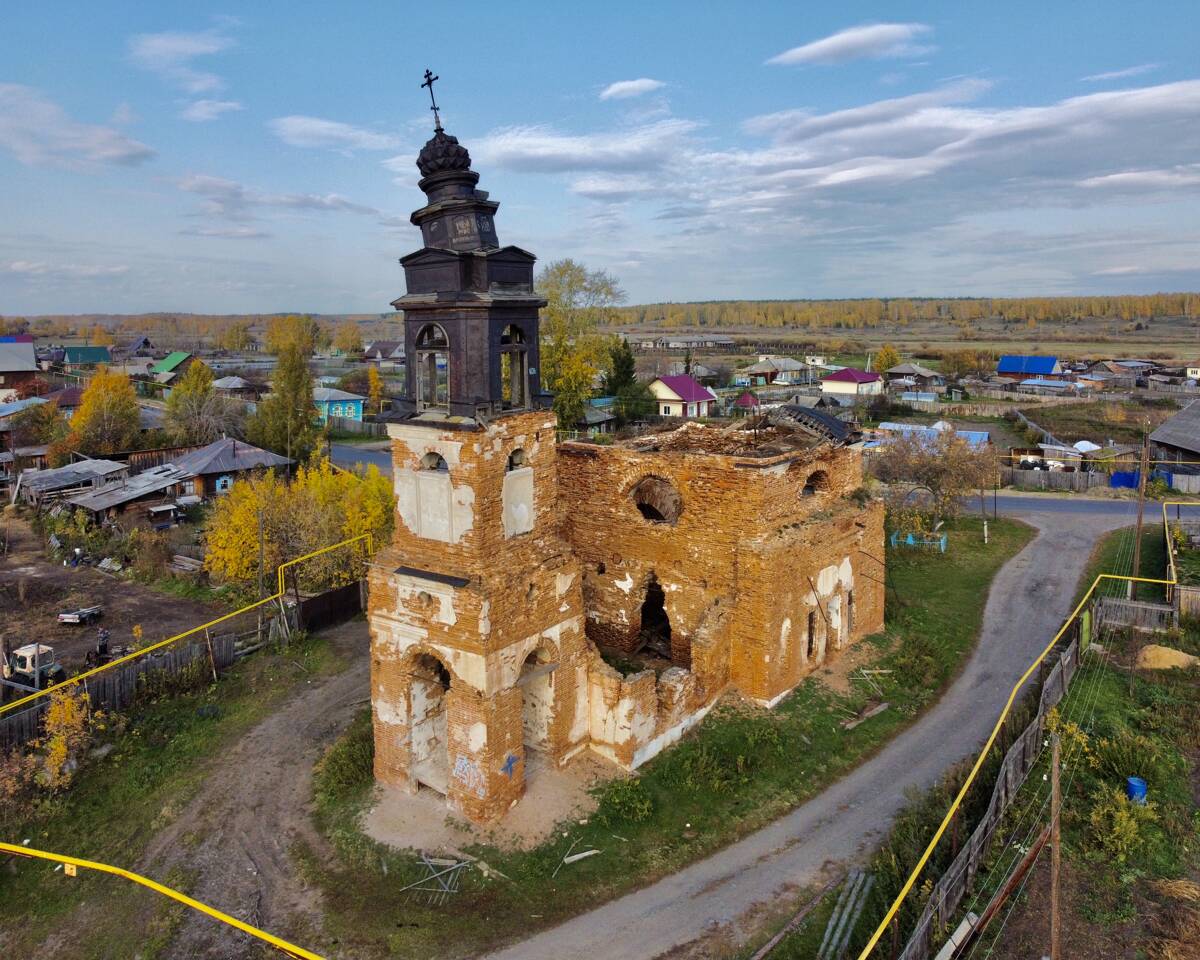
[307,516,1034,959]
[1018,399,1176,446]
[1078,523,1169,603]
[0,633,342,958]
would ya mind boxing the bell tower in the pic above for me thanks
[391,72,548,422]
[368,72,589,824]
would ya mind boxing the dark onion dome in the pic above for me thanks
[416,129,471,177]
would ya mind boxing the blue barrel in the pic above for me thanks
[1126,777,1148,805]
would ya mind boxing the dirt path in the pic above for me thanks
[139,621,369,959]
[483,502,1140,960]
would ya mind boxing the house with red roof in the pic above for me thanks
[820,368,883,404]
[649,374,718,418]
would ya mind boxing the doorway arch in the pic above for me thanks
[408,652,452,795]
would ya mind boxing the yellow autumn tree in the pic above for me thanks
[874,343,901,374]
[89,324,114,346]
[204,458,393,595]
[333,320,362,356]
[69,367,141,455]
[42,689,91,790]
[367,366,384,414]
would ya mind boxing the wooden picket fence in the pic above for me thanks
[1000,467,1107,492]
[0,625,260,751]
[894,624,1083,960]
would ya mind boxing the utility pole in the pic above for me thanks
[1129,422,1150,601]
[257,508,265,643]
[1050,733,1062,960]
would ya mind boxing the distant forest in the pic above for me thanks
[613,294,1200,330]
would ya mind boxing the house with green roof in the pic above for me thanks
[62,345,112,368]
[149,352,195,395]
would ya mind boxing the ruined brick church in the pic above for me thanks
[366,96,885,823]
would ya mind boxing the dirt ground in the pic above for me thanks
[365,749,617,854]
[32,620,371,960]
[0,516,221,671]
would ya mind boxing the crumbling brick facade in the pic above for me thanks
[369,415,885,821]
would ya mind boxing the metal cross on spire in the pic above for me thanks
[421,69,442,132]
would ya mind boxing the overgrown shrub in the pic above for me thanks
[596,776,653,824]
[1087,783,1159,865]
[313,709,375,814]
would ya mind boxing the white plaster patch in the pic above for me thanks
[614,572,634,594]
[478,600,491,637]
[555,570,576,599]
[467,721,488,752]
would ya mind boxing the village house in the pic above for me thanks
[742,356,809,386]
[884,362,944,389]
[365,117,885,824]
[648,374,718,418]
[61,345,112,370]
[995,355,1064,381]
[0,339,39,402]
[211,375,259,399]
[14,459,129,507]
[820,368,883,403]
[313,386,367,422]
[151,352,195,393]
[363,340,406,367]
[170,437,293,497]
[1151,400,1200,468]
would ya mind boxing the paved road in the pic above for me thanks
[976,492,1146,518]
[330,441,392,473]
[483,498,1141,960]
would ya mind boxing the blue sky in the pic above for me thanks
[2,2,1199,314]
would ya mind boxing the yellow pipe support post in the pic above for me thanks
[0,840,324,959]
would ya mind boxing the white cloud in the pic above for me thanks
[768,23,933,66]
[475,118,700,173]
[1081,63,1159,83]
[128,28,235,94]
[569,174,656,200]
[268,115,401,151]
[111,102,138,125]
[599,78,665,100]
[180,225,269,239]
[1079,165,1200,189]
[177,173,380,221]
[2,260,129,278]
[181,99,243,122]
[0,84,155,169]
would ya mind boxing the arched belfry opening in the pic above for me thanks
[415,324,450,411]
[519,647,556,767]
[500,324,529,410]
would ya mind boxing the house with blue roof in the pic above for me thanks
[313,387,366,422]
[995,355,1064,381]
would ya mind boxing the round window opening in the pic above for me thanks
[630,475,682,525]
[802,470,830,497]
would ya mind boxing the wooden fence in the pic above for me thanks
[1,631,236,751]
[327,415,388,436]
[1095,596,1178,632]
[895,625,1082,960]
[1000,467,1107,492]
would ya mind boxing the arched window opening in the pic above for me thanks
[420,452,449,472]
[415,324,449,410]
[630,475,682,525]
[499,324,528,409]
[802,470,830,497]
[507,448,527,471]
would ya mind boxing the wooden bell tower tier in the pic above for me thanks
[389,117,549,422]
[368,85,587,823]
